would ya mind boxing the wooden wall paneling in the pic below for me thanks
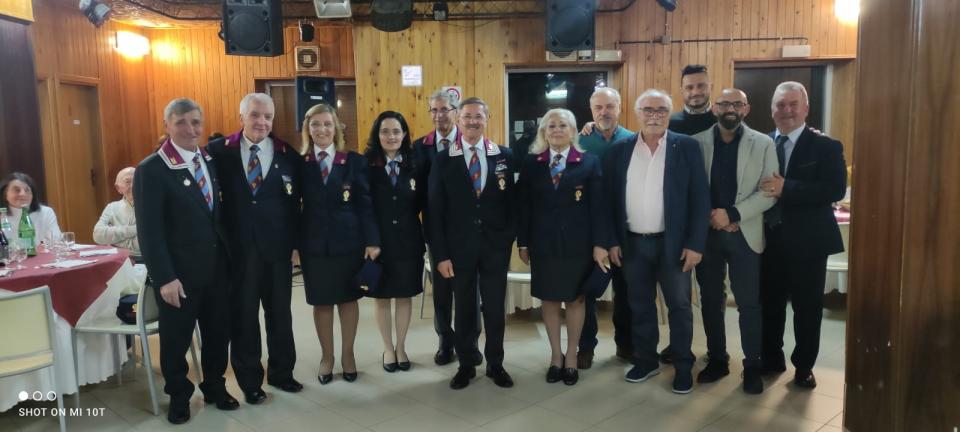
[896,1,960,429]
[844,0,912,429]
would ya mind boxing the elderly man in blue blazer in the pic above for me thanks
[692,88,778,394]
[604,89,710,394]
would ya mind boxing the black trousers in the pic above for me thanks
[622,234,695,371]
[230,247,296,392]
[157,256,230,399]
[760,225,829,372]
[428,247,480,353]
[695,230,762,368]
[450,244,510,370]
[580,266,632,351]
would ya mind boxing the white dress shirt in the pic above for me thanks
[384,154,403,176]
[461,137,488,192]
[549,146,570,173]
[435,127,457,152]
[774,123,805,175]
[626,133,667,234]
[7,205,62,245]
[93,198,140,255]
[172,140,212,193]
[241,135,274,179]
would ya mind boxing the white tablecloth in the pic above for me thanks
[0,261,145,412]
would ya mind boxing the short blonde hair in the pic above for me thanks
[529,108,582,154]
[300,103,346,154]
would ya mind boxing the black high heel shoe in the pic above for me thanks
[383,352,398,373]
[562,368,579,385]
[342,371,358,382]
[318,373,333,385]
[546,355,564,383]
[396,351,411,371]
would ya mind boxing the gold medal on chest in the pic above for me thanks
[498,177,506,191]
[575,190,583,202]
[183,179,191,186]
[409,178,416,191]
[343,190,351,202]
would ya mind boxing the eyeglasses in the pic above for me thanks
[716,101,747,110]
[640,108,670,117]
[429,108,455,116]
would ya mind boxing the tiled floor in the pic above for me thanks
[1,277,848,431]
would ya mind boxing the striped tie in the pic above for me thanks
[388,160,399,187]
[193,154,213,211]
[318,150,329,183]
[550,153,564,189]
[247,144,263,195]
[468,146,482,198]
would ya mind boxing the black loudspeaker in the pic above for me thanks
[372,0,413,32]
[223,0,285,57]
[545,0,595,53]
[295,77,337,131]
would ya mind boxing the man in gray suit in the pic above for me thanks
[692,88,778,394]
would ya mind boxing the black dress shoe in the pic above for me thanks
[434,349,456,365]
[472,352,484,367]
[545,365,562,383]
[242,389,266,405]
[450,367,476,389]
[397,360,411,371]
[658,347,673,364]
[383,353,398,373]
[696,360,730,383]
[203,392,240,411]
[760,361,787,376]
[318,373,333,385]
[268,378,303,393]
[343,371,358,382]
[562,368,579,386]
[167,398,190,425]
[486,367,514,388]
[793,370,817,389]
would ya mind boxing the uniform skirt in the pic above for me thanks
[366,258,424,299]
[302,253,364,305]
[529,254,593,302]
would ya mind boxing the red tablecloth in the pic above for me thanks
[0,247,130,326]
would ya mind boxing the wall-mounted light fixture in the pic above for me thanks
[115,31,150,58]
[835,0,860,25]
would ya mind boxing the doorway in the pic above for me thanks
[54,82,105,244]
[733,65,826,134]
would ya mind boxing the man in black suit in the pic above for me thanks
[205,93,303,404]
[135,98,237,424]
[605,89,710,394]
[428,97,516,390]
[413,90,482,366]
[759,81,846,389]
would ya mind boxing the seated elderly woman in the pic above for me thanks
[0,172,62,250]
[93,167,140,257]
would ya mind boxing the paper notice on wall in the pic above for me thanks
[401,65,422,87]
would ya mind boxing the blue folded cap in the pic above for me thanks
[582,264,612,299]
[356,259,383,295]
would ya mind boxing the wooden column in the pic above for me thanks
[0,16,44,195]
[845,0,960,430]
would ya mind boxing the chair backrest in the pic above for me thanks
[138,277,160,327]
[0,286,56,363]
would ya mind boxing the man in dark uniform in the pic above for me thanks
[759,81,846,389]
[205,93,303,404]
[135,98,237,424]
[413,90,482,366]
[428,97,516,390]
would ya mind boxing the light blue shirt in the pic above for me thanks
[385,154,403,176]
[241,135,273,178]
[461,137,488,192]
[774,123,805,175]
[434,126,457,152]
[313,143,336,176]
[172,140,212,192]
[549,147,570,172]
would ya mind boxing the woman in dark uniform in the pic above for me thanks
[363,111,427,373]
[299,103,380,384]
[517,108,610,386]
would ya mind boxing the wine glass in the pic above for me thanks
[8,244,26,270]
[49,239,66,263]
[62,232,76,257]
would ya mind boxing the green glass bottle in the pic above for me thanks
[18,208,36,256]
